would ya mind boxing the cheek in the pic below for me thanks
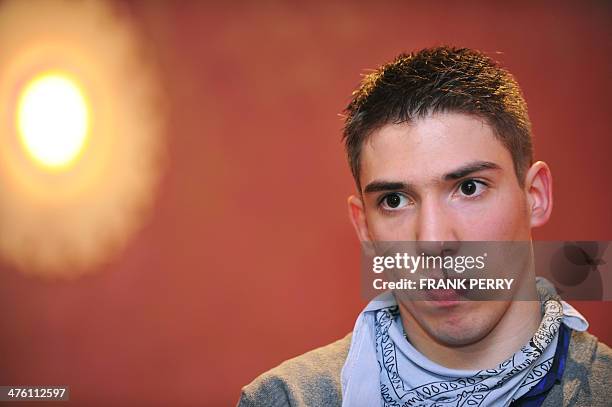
[458,189,530,240]
[366,211,414,241]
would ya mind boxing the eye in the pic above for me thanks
[380,193,410,211]
[457,179,487,198]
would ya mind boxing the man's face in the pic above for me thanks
[359,112,530,242]
[352,112,539,346]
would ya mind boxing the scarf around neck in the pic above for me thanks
[340,278,588,407]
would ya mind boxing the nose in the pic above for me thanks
[415,197,458,255]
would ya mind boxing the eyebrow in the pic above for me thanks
[362,161,501,194]
[442,161,501,180]
[363,181,411,194]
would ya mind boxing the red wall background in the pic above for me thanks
[0,1,610,406]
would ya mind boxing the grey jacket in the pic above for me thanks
[238,330,611,406]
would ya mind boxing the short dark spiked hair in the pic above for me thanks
[342,46,533,190]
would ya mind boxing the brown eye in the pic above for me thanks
[457,179,488,198]
[380,193,409,211]
[460,180,477,195]
[385,194,402,208]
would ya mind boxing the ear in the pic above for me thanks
[348,194,371,242]
[524,161,553,228]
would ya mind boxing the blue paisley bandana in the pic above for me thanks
[341,279,588,407]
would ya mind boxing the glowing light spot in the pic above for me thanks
[0,0,164,277]
[17,73,89,169]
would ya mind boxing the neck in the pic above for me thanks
[398,299,542,370]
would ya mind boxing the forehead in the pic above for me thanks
[360,112,513,187]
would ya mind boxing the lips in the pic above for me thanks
[425,288,462,301]
[421,282,467,307]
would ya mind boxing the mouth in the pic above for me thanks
[423,287,463,306]
[416,267,465,306]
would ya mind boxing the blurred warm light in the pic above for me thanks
[17,73,90,170]
[0,0,166,278]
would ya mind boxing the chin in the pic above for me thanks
[421,302,504,347]
[430,323,492,347]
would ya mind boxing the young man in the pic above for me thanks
[238,47,611,406]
